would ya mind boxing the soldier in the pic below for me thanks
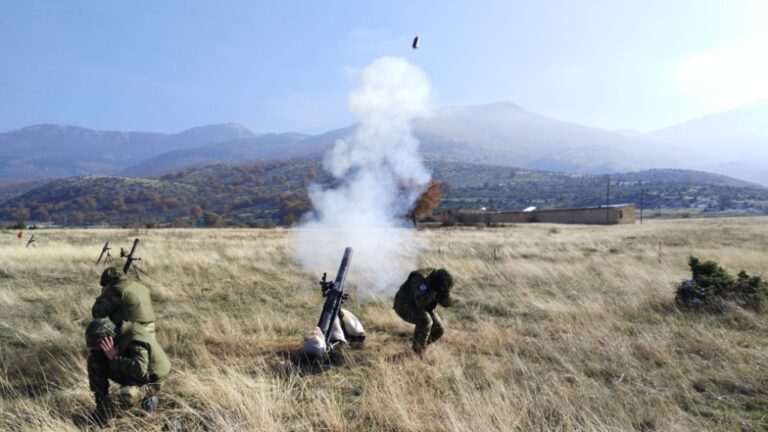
[85,318,170,423]
[393,268,455,354]
[93,267,156,336]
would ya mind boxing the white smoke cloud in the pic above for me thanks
[291,57,433,294]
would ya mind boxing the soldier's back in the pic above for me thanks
[394,269,434,314]
[112,278,156,331]
[118,322,170,379]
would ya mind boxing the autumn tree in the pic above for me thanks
[71,212,86,225]
[111,196,126,211]
[410,180,443,223]
[203,212,223,227]
[171,218,189,228]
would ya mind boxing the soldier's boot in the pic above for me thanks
[412,310,433,355]
[426,311,444,345]
[411,342,426,357]
[88,392,115,425]
[141,395,159,414]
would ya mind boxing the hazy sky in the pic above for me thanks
[1,1,766,133]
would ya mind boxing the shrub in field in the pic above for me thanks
[734,270,768,311]
[676,256,768,312]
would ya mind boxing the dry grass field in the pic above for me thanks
[1,217,767,431]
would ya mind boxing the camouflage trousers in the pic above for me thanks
[87,351,160,409]
[394,303,445,353]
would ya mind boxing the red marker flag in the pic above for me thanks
[16,231,23,239]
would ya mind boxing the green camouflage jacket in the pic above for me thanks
[394,268,440,311]
[113,321,170,382]
[92,277,156,326]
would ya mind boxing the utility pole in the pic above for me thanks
[640,188,644,224]
[604,174,611,225]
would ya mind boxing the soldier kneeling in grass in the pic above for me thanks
[393,268,455,355]
[85,318,170,424]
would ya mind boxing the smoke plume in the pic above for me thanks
[291,57,433,293]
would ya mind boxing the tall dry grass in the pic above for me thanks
[1,218,767,431]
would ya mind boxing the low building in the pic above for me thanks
[445,204,636,225]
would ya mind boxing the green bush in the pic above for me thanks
[676,256,768,312]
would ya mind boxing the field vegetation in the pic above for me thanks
[1,217,767,431]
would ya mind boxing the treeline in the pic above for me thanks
[0,161,324,227]
[2,160,767,227]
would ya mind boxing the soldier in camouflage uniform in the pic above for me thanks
[93,267,156,336]
[393,268,455,354]
[85,318,170,423]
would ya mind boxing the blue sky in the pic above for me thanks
[1,1,766,133]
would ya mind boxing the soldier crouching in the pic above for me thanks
[85,318,170,424]
[393,268,455,354]
[93,267,156,337]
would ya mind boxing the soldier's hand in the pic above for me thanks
[99,336,118,360]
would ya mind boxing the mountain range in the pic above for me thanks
[0,100,765,185]
[645,99,768,186]
[0,123,257,181]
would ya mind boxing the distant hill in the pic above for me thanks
[526,145,650,175]
[119,133,309,177]
[428,162,768,214]
[612,168,759,188]
[0,123,258,181]
[0,162,322,226]
[0,179,52,204]
[644,99,768,185]
[2,160,765,226]
[414,102,671,172]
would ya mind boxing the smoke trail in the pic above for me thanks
[291,57,433,293]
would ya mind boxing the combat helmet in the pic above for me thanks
[100,267,122,287]
[86,318,117,349]
[428,268,454,294]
